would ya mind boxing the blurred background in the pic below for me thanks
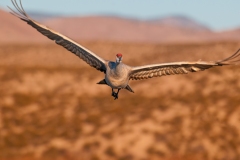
[0,0,240,160]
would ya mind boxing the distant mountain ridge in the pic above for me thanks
[29,12,210,32]
[1,9,240,43]
[148,15,211,32]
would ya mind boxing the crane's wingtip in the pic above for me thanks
[217,48,240,65]
[8,0,30,21]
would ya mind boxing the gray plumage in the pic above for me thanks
[9,0,240,100]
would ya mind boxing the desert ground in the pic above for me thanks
[0,41,240,160]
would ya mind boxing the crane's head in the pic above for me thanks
[116,53,123,63]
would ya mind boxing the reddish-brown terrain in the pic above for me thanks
[1,41,240,160]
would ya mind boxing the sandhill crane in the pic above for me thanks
[9,0,240,100]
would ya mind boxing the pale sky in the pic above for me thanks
[0,0,240,31]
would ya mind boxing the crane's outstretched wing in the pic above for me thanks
[130,49,240,80]
[8,0,107,73]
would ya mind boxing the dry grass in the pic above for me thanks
[0,41,240,160]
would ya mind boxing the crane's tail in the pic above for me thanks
[217,49,240,65]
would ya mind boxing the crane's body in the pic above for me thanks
[8,0,240,100]
[105,62,131,89]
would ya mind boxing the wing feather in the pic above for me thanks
[130,49,240,80]
[9,0,107,73]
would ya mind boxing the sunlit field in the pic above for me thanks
[0,41,240,160]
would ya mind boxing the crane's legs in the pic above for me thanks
[111,88,121,100]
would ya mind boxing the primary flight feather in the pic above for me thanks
[8,0,240,100]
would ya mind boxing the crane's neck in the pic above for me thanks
[116,56,122,64]
[112,62,124,77]
[116,61,122,65]
[115,61,122,70]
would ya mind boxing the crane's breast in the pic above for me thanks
[105,63,131,89]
